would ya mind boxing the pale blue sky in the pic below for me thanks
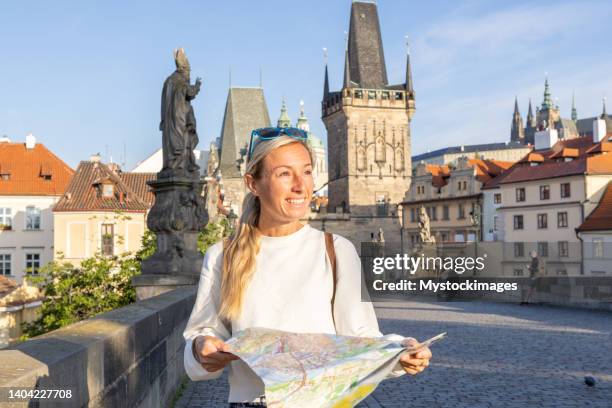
[1,0,611,170]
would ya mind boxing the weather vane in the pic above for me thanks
[323,47,328,64]
[405,35,410,55]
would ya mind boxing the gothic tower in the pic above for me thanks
[321,0,415,215]
[510,97,525,143]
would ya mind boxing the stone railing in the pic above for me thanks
[0,300,42,349]
[0,286,196,407]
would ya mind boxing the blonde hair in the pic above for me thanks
[219,136,313,321]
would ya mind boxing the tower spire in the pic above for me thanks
[542,75,552,109]
[571,93,577,121]
[404,36,414,96]
[511,96,525,143]
[323,48,329,99]
[277,98,291,128]
[343,32,351,89]
[602,97,608,120]
[526,98,535,128]
[296,100,310,132]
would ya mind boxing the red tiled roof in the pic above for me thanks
[496,136,612,185]
[53,161,156,212]
[425,164,450,188]
[578,181,612,231]
[468,159,513,184]
[0,142,74,196]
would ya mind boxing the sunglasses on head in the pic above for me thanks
[247,127,308,162]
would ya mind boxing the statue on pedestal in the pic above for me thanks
[134,49,209,300]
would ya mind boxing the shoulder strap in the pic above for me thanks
[324,232,338,329]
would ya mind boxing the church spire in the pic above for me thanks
[277,98,291,128]
[542,75,553,110]
[404,37,414,96]
[323,48,329,99]
[526,98,535,128]
[571,93,577,121]
[602,97,609,120]
[511,96,525,143]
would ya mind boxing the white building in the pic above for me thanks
[577,180,612,275]
[132,148,209,175]
[0,135,74,283]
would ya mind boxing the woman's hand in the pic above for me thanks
[193,335,239,372]
[399,338,432,375]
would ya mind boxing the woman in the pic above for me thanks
[183,128,432,407]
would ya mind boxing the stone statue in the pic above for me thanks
[377,227,385,243]
[136,49,208,294]
[160,48,202,179]
[418,206,436,244]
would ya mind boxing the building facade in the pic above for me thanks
[577,181,612,275]
[412,142,531,169]
[53,155,155,265]
[401,157,512,246]
[0,135,74,283]
[489,122,612,277]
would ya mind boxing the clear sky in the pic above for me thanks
[1,0,611,170]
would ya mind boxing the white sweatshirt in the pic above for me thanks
[182,224,405,403]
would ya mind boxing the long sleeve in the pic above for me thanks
[183,242,232,381]
[331,235,406,378]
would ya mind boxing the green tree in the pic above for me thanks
[21,218,233,340]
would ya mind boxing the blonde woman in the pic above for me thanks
[183,127,432,407]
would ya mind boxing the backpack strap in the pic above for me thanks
[324,232,338,329]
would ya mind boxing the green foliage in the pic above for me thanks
[20,218,233,340]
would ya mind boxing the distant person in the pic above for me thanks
[183,127,433,406]
[521,250,539,305]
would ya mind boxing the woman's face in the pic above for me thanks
[248,142,314,225]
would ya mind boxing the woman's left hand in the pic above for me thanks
[399,338,432,375]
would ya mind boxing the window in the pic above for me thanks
[537,213,548,229]
[430,206,437,221]
[410,208,416,222]
[560,183,571,198]
[494,193,501,204]
[593,238,603,258]
[538,242,548,257]
[516,188,525,202]
[556,269,567,276]
[463,181,467,190]
[493,216,498,231]
[101,224,114,256]
[457,181,462,191]
[368,91,376,100]
[558,241,569,257]
[514,242,524,257]
[458,204,465,219]
[513,269,523,276]
[0,208,12,229]
[381,91,389,100]
[0,254,11,275]
[513,215,524,230]
[395,92,403,100]
[557,212,568,228]
[25,253,40,275]
[25,206,41,230]
[442,205,449,220]
[376,193,388,216]
[102,183,114,198]
[540,185,550,200]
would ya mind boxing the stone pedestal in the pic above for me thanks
[133,176,208,301]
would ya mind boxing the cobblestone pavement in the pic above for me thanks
[174,300,612,408]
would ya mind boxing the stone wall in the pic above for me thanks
[0,286,196,407]
[0,301,41,349]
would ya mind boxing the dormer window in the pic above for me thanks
[102,183,114,198]
[40,163,52,181]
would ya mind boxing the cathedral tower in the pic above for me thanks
[322,0,415,215]
[510,97,525,143]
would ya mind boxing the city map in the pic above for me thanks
[226,327,445,408]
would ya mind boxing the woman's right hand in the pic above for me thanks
[193,335,239,372]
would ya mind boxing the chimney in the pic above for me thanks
[90,153,102,162]
[25,133,36,149]
[534,128,558,150]
[593,118,607,143]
